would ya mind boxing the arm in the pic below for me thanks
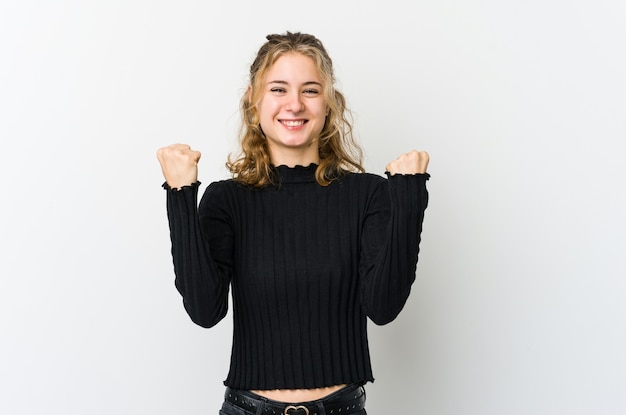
[359,150,430,325]
[164,182,233,328]
[359,173,429,325]
[159,144,232,328]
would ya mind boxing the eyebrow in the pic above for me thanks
[267,80,323,87]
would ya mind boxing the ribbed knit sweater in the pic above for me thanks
[164,163,429,390]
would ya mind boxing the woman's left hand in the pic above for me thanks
[386,150,430,175]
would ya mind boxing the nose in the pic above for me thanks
[285,92,304,114]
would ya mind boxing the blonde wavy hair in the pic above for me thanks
[226,32,364,187]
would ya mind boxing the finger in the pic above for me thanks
[413,151,429,173]
[385,161,398,174]
[158,143,188,158]
[169,143,191,150]
[157,144,199,162]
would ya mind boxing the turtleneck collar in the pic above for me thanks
[272,163,318,184]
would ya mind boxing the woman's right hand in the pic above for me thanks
[156,143,201,189]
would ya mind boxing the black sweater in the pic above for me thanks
[164,163,429,390]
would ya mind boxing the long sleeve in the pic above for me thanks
[359,173,430,325]
[164,181,233,328]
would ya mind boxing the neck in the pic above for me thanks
[269,147,319,167]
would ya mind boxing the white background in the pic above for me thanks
[1,1,625,414]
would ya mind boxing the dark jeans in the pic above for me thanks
[219,383,367,415]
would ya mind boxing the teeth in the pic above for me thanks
[283,120,304,127]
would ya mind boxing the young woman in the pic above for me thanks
[157,31,430,415]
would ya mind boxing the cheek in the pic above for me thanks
[256,106,270,124]
[258,100,280,119]
[314,106,329,124]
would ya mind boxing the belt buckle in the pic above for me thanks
[284,405,309,415]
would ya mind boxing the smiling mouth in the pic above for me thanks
[281,120,306,127]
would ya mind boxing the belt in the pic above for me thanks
[224,384,366,415]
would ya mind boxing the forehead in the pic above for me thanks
[265,52,322,83]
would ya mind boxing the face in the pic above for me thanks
[255,52,328,165]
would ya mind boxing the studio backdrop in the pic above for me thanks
[1,1,625,414]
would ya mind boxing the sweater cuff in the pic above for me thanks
[385,172,429,209]
[162,181,202,192]
[384,172,430,180]
[164,181,202,221]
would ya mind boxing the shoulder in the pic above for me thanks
[198,179,241,211]
[331,172,390,210]
[199,178,268,207]
[204,178,237,191]
[337,171,389,195]
[339,171,387,186]
[201,178,234,197]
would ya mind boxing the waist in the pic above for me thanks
[252,384,347,402]
[224,383,366,415]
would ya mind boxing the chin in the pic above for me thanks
[281,138,314,148]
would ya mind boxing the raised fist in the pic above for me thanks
[386,150,429,175]
[156,143,201,189]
